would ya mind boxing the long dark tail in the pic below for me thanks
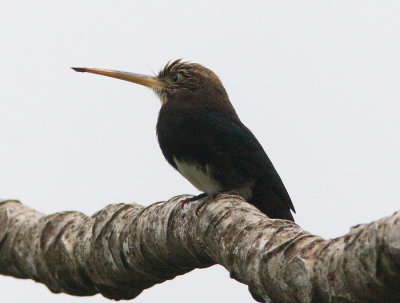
[249,192,295,222]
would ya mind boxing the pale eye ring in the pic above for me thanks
[172,73,182,83]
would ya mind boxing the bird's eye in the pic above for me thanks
[172,73,183,83]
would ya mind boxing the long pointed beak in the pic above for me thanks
[71,67,166,89]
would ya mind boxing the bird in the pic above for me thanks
[72,60,295,221]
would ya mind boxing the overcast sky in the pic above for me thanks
[1,1,399,302]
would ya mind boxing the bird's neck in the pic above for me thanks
[163,88,238,118]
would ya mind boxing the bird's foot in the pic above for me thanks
[193,192,237,216]
[224,190,241,197]
[180,191,241,216]
[180,193,210,216]
[194,196,212,216]
[181,193,207,208]
[213,190,241,199]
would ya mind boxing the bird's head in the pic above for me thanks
[72,59,236,114]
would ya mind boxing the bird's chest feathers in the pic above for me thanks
[173,157,221,195]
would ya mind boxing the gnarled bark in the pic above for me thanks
[0,195,399,303]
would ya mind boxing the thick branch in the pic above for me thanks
[0,195,399,303]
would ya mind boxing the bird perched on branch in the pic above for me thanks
[72,60,295,221]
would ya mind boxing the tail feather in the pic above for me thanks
[249,192,295,222]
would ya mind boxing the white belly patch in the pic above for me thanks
[173,157,221,195]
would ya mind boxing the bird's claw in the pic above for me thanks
[180,193,207,208]
[180,193,209,216]
[194,197,211,216]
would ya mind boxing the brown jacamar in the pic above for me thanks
[72,60,295,221]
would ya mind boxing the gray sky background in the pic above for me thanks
[1,1,399,302]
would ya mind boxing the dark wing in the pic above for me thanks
[201,109,295,214]
[157,106,294,217]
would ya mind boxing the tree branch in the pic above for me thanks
[0,195,399,303]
